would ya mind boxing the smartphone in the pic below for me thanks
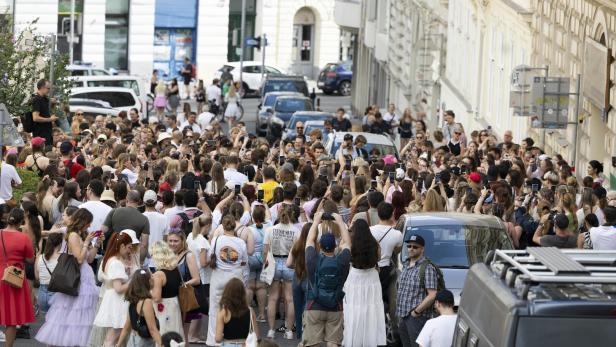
[388,171,395,183]
[257,189,264,202]
[612,156,616,167]
[330,180,336,188]
[371,180,378,190]
[551,185,556,193]
[345,159,351,171]
[435,172,441,184]
[207,140,216,147]
[193,181,200,191]
[294,197,301,206]
[93,230,103,238]
[257,159,263,169]
[417,179,423,191]
[279,156,285,165]
[532,184,539,192]
[300,147,305,155]
[234,184,241,196]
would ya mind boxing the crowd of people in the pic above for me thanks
[1,76,616,347]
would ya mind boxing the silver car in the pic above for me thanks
[386,212,513,346]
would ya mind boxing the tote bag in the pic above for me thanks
[48,244,81,296]
[177,254,199,313]
[259,251,275,285]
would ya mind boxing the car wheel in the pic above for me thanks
[338,80,352,96]
[239,82,250,98]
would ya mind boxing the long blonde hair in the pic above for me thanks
[423,189,445,212]
[228,84,237,98]
[192,214,212,239]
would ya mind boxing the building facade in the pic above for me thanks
[6,0,346,84]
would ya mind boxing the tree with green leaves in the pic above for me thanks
[0,13,71,120]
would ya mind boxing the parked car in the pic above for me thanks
[69,87,141,115]
[68,98,121,119]
[266,95,313,139]
[324,132,400,160]
[317,61,352,96]
[66,64,112,76]
[260,75,309,98]
[385,212,513,346]
[70,75,148,112]
[282,111,332,140]
[256,91,303,136]
[454,248,616,347]
[214,61,286,96]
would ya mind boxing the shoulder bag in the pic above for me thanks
[135,300,160,338]
[245,307,258,347]
[1,231,25,288]
[177,252,199,313]
[48,238,81,296]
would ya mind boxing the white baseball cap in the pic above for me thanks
[120,229,140,244]
[143,190,157,204]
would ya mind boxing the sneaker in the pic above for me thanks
[267,329,276,339]
[284,330,294,340]
[0,331,6,342]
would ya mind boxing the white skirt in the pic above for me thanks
[93,288,128,329]
[206,267,244,346]
[155,297,183,336]
[342,266,386,347]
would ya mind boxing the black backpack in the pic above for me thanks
[178,210,203,236]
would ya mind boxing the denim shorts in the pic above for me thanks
[38,284,55,313]
[248,255,263,281]
[221,342,243,347]
[273,256,294,282]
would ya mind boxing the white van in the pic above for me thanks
[71,75,148,111]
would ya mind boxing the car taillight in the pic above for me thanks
[326,71,337,78]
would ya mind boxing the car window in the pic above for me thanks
[274,99,313,113]
[78,91,135,108]
[70,69,85,76]
[265,66,281,74]
[341,61,353,71]
[288,115,330,130]
[324,64,337,72]
[401,224,513,267]
[264,95,279,107]
[91,69,110,76]
[263,80,309,96]
[243,66,261,73]
[330,140,397,157]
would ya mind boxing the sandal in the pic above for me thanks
[256,315,266,322]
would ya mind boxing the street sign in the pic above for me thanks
[245,36,268,48]
[531,77,570,129]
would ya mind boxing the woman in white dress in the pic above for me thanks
[343,219,386,347]
[224,84,241,124]
[93,231,138,347]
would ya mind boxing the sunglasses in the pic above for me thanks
[455,132,462,135]
[76,113,84,116]
[297,127,304,130]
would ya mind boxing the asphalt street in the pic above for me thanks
[239,91,352,135]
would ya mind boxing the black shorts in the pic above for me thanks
[182,75,191,85]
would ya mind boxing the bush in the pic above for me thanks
[13,168,39,203]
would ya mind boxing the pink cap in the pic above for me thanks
[31,137,46,147]
[468,172,481,183]
[383,154,397,166]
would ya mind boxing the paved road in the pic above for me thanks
[11,314,300,346]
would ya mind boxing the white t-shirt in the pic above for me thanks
[143,210,169,267]
[37,254,59,285]
[79,200,112,233]
[0,162,21,201]
[370,224,403,267]
[416,314,457,347]
[223,168,248,188]
[206,85,221,105]
[589,226,616,250]
[264,223,300,256]
[121,168,138,186]
[187,233,211,283]
[211,234,248,270]
[180,121,202,134]
[197,112,216,129]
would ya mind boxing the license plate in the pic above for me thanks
[317,82,324,87]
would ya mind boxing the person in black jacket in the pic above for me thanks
[332,108,352,131]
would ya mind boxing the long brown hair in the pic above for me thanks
[102,232,133,271]
[219,278,249,317]
[43,233,64,260]
[124,270,152,305]
[290,223,312,281]
[66,208,93,240]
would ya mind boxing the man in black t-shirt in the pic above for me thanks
[31,79,58,146]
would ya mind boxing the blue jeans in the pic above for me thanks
[37,284,55,313]
[221,342,243,347]
[292,276,308,339]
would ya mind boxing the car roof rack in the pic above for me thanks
[493,248,616,284]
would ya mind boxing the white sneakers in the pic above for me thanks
[284,330,295,340]
[0,330,5,342]
[267,329,276,339]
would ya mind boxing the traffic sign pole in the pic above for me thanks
[238,0,246,101]
[261,33,266,82]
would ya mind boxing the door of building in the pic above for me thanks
[292,7,316,78]
[153,28,195,79]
